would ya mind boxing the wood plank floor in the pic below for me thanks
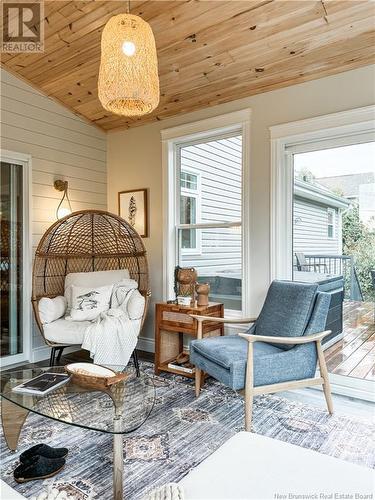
[325,301,375,381]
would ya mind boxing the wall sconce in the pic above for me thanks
[54,180,72,219]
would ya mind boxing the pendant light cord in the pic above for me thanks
[126,0,130,14]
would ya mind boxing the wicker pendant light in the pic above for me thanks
[98,1,159,117]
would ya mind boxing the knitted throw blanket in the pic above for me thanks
[81,280,142,366]
[142,483,184,500]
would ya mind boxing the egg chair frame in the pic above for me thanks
[32,210,150,370]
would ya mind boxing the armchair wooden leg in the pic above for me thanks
[317,340,334,415]
[245,389,253,432]
[195,368,201,397]
[245,342,254,432]
[194,319,204,398]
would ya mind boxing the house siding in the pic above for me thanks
[0,69,107,353]
[293,197,342,255]
[180,135,242,276]
[173,132,345,277]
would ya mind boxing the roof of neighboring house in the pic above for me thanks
[317,172,375,198]
[294,179,350,209]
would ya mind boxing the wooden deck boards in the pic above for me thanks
[324,301,375,380]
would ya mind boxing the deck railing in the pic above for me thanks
[303,254,363,301]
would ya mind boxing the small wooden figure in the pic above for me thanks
[174,266,197,304]
[195,282,210,307]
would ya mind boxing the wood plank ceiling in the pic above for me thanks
[1,0,375,131]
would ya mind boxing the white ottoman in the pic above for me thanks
[1,480,26,499]
[180,433,375,499]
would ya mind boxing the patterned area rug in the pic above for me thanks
[1,362,374,500]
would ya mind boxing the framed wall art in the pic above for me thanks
[118,188,148,238]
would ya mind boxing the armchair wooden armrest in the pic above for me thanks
[189,315,257,339]
[238,330,331,344]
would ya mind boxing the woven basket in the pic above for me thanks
[65,363,128,390]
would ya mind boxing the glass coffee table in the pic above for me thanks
[1,366,155,500]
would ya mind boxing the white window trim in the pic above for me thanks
[327,207,335,239]
[180,166,202,255]
[161,109,251,315]
[270,104,375,281]
[269,105,375,402]
[0,149,32,367]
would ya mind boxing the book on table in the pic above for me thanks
[12,372,71,395]
[167,361,196,374]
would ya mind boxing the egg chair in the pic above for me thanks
[32,210,150,371]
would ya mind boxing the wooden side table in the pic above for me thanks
[154,302,224,379]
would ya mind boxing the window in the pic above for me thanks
[327,208,335,238]
[177,133,243,310]
[181,171,198,190]
[162,109,251,315]
[180,170,200,253]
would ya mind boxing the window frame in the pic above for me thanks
[327,207,335,239]
[270,104,375,281]
[161,109,251,316]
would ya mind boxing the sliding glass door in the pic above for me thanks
[1,157,29,365]
[271,107,375,400]
[292,142,375,384]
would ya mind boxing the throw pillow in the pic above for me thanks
[64,269,130,315]
[38,296,67,325]
[66,284,113,321]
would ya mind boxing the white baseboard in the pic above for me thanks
[329,378,375,403]
[313,371,375,403]
[31,345,80,363]
[32,339,154,364]
[137,336,155,353]
[322,332,344,350]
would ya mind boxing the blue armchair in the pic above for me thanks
[189,280,333,431]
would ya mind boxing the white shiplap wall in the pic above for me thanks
[0,69,107,353]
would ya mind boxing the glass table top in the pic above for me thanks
[1,366,155,434]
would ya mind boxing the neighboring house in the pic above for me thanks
[180,135,242,277]
[318,172,375,227]
[317,172,374,200]
[358,183,375,228]
[293,179,350,256]
[179,138,352,281]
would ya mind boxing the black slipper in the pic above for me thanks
[20,443,68,463]
[14,455,65,483]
